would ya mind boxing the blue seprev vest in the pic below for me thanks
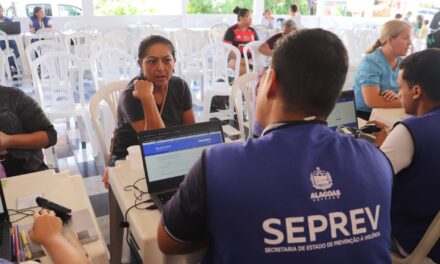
[392,107,440,262]
[30,16,50,31]
[203,122,393,264]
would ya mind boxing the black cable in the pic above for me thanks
[8,208,35,223]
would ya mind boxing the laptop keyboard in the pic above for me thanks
[157,191,176,205]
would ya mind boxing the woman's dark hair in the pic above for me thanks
[33,6,43,16]
[399,48,440,103]
[290,4,298,13]
[272,29,348,117]
[233,6,250,21]
[137,35,176,62]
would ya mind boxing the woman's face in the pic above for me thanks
[389,28,412,56]
[139,43,175,88]
[264,10,272,18]
[36,9,45,19]
[239,12,252,26]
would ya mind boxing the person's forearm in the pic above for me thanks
[141,95,165,130]
[365,96,401,109]
[7,131,49,149]
[44,235,90,264]
[258,45,273,57]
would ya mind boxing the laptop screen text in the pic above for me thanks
[327,95,357,130]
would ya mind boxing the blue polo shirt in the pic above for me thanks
[353,49,402,112]
[162,121,393,263]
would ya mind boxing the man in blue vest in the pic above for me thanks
[157,29,393,263]
[373,49,440,262]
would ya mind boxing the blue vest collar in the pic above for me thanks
[261,119,327,136]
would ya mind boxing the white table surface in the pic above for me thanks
[370,108,412,128]
[108,147,204,264]
[1,170,109,264]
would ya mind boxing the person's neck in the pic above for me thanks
[264,104,324,127]
[153,84,167,94]
[416,101,440,116]
[381,46,398,69]
[238,23,248,30]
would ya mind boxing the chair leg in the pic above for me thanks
[202,93,213,122]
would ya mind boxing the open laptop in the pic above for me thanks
[0,182,11,260]
[327,90,358,130]
[139,121,224,210]
[0,21,21,35]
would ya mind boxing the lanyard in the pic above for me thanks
[158,84,169,116]
[261,116,320,136]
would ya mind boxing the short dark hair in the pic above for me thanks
[290,4,298,13]
[399,48,440,102]
[272,29,348,117]
[137,35,176,62]
[33,6,43,16]
[233,6,250,21]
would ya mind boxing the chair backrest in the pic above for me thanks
[253,24,269,41]
[201,42,240,89]
[104,30,135,58]
[25,40,66,69]
[0,30,10,50]
[89,48,137,90]
[139,28,168,42]
[0,49,6,85]
[173,29,205,70]
[90,37,126,54]
[209,24,229,44]
[64,32,94,60]
[243,41,270,74]
[36,28,64,44]
[89,80,129,161]
[64,20,86,31]
[391,211,440,264]
[31,51,85,109]
[231,72,258,140]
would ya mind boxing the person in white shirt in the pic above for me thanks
[289,4,302,29]
[261,9,274,29]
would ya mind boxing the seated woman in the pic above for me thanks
[0,86,57,177]
[258,19,297,57]
[353,20,411,120]
[29,6,53,33]
[224,6,259,75]
[103,35,196,187]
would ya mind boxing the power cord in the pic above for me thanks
[8,208,36,223]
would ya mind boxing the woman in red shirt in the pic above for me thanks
[224,6,259,75]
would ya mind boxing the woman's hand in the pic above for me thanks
[367,120,389,148]
[380,90,400,102]
[28,210,63,246]
[133,80,154,101]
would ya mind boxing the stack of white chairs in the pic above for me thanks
[200,42,240,121]
[230,72,258,141]
[64,32,95,71]
[209,23,229,44]
[64,20,86,32]
[243,41,270,74]
[104,30,136,59]
[89,48,137,90]
[30,51,98,163]
[35,28,64,44]
[0,30,22,80]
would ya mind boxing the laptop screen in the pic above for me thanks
[326,90,358,130]
[140,121,224,192]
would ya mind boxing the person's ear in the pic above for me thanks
[264,69,279,99]
[412,84,422,100]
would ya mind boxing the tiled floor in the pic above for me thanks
[9,75,246,250]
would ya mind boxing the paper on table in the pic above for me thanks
[17,193,43,210]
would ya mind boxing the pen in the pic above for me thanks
[20,230,33,260]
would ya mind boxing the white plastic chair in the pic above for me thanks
[253,24,269,41]
[0,30,21,80]
[0,49,6,85]
[64,20,86,31]
[209,23,229,44]
[139,28,169,42]
[243,41,270,74]
[89,80,129,165]
[391,211,440,264]
[200,42,240,121]
[104,30,136,59]
[90,37,126,55]
[89,48,136,90]
[64,32,95,70]
[36,28,64,44]
[230,72,258,140]
[342,64,359,91]
[30,51,98,158]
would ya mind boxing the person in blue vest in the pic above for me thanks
[371,48,440,262]
[157,29,393,263]
[0,4,20,76]
[29,6,52,33]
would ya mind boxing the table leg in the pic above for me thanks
[109,186,123,264]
